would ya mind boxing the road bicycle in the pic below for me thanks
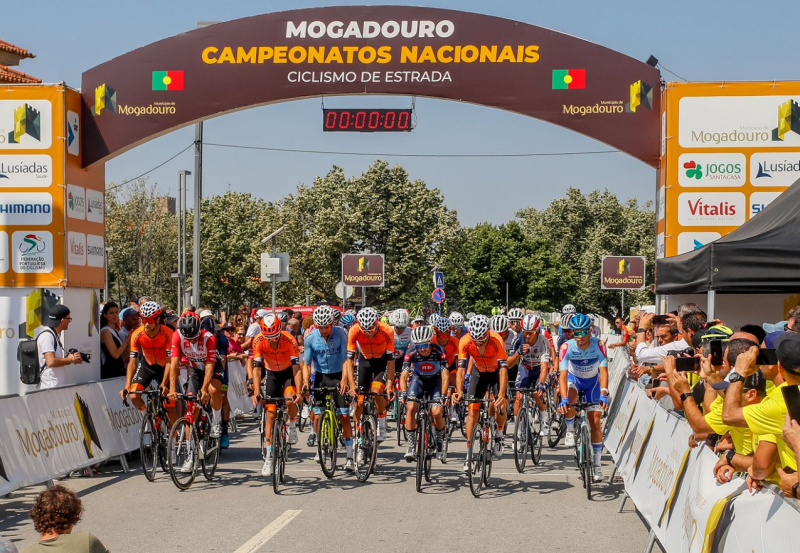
[570,392,601,500]
[167,393,220,490]
[439,391,462,463]
[262,396,292,494]
[546,371,566,447]
[354,389,386,482]
[407,396,437,492]
[465,397,499,498]
[314,386,347,478]
[511,387,542,473]
[392,375,408,445]
[125,387,170,482]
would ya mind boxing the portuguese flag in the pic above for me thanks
[552,69,586,90]
[152,70,184,91]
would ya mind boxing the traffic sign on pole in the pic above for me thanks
[432,288,446,304]
[433,271,445,289]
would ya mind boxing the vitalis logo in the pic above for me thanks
[74,393,102,459]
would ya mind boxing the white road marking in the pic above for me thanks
[233,510,302,553]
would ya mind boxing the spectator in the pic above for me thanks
[779,415,800,499]
[242,308,268,351]
[37,305,82,389]
[633,312,688,377]
[21,485,108,553]
[164,312,179,332]
[740,324,767,347]
[763,305,800,347]
[99,302,129,380]
[607,317,630,351]
[117,307,140,343]
[223,324,247,363]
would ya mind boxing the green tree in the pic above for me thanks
[440,222,577,314]
[516,187,655,321]
[105,179,178,307]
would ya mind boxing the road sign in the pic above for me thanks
[261,252,290,283]
[433,271,445,289]
[432,288,446,304]
[335,281,355,300]
[600,256,646,290]
[342,253,385,287]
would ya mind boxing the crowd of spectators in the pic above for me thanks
[615,303,800,500]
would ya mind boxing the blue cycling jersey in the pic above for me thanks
[393,327,412,359]
[403,343,447,377]
[558,337,608,379]
[303,326,348,374]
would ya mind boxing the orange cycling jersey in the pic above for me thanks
[458,332,507,372]
[436,335,459,366]
[130,325,173,366]
[347,321,395,359]
[252,331,300,371]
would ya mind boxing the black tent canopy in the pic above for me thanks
[656,177,800,294]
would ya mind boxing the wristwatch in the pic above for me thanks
[680,391,693,403]
[728,372,746,384]
[725,449,736,464]
[793,482,799,499]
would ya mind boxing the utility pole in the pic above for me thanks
[192,123,202,308]
[175,170,190,313]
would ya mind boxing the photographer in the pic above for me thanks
[38,305,83,389]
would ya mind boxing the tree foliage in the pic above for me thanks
[516,187,655,321]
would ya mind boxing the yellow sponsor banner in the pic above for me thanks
[0,85,66,287]
[662,81,800,257]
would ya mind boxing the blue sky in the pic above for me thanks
[5,0,797,225]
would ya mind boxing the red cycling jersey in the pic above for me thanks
[171,329,217,371]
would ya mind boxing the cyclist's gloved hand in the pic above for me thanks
[599,395,610,406]
[536,383,547,392]
[558,398,569,409]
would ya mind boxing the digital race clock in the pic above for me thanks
[322,108,414,132]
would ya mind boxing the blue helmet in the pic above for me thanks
[568,313,592,331]
[340,313,355,327]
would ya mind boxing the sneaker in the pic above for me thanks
[307,433,317,447]
[377,425,387,442]
[462,460,471,473]
[220,434,230,449]
[592,465,604,483]
[301,405,310,419]
[565,431,576,448]
[344,458,355,472]
[493,439,504,459]
[180,454,195,474]
[288,425,298,445]
[314,451,320,462]
[450,411,459,423]
[435,438,445,461]
[356,447,366,467]
[261,456,272,477]
[210,423,221,438]
[404,444,415,462]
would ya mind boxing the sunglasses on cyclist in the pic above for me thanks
[572,330,590,337]
[142,316,159,324]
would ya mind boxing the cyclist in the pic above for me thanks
[401,325,449,462]
[199,310,231,447]
[450,312,466,340]
[557,313,575,350]
[169,312,226,472]
[252,313,303,476]
[507,308,525,336]
[452,315,509,471]
[432,317,459,423]
[340,312,356,330]
[122,302,178,424]
[390,309,412,362]
[557,313,609,483]
[508,314,553,435]
[346,307,396,443]
[304,305,354,472]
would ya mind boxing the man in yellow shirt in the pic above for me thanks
[723,334,800,495]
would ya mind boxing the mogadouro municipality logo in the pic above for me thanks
[94,83,117,115]
[774,99,800,141]
[8,103,41,144]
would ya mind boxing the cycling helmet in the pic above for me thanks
[380,315,389,324]
[345,309,357,317]
[341,313,356,328]
[139,301,162,320]
[411,325,434,345]
[434,316,452,335]
[390,309,410,328]
[259,313,282,337]
[449,312,464,329]
[412,315,424,324]
[490,314,509,334]
[562,304,576,315]
[312,305,335,327]
[521,313,542,333]
[428,313,440,326]
[357,307,379,330]
[178,312,202,339]
[568,313,592,331]
[277,311,290,323]
[466,312,476,320]
[507,308,525,321]
[560,313,575,330]
[469,315,490,340]
[332,309,342,321]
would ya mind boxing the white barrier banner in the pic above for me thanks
[227,360,254,416]
[605,380,641,460]
[98,378,143,454]
[0,395,32,495]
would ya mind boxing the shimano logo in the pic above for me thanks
[0,203,50,214]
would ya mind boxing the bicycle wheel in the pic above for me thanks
[396,402,406,446]
[156,414,169,473]
[260,409,267,459]
[201,429,220,481]
[355,415,377,482]
[424,427,432,483]
[440,419,453,464]
[167,417,197,490]
[484,427,493,486]
[468,424,484,498]
[319,412,337,479]
[139,413,158,482]
[582,424,593,500]
[530,408,542,465]
[513,407,528,473]
[415,418,425,492]
[271,419,284,494]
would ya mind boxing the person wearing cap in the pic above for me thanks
[242,308,269,352]
[763,305,800,348]
[118,307,141,344]
[722,333,800,494]
[37,305,83,389]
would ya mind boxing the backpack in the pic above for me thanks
[17,328,59,385]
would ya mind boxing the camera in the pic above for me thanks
[68,348,92,363]
[668,347,694,358]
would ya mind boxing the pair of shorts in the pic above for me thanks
[186,361,226,395]
[311,371,349,416]
[467,368,499,399]
[506,365,519,388]
[566,372,603,412]
[131,358,167,391]
[356,355,388,392]
[515,364,542,389]
[261,367,297,401]
[407,374,442,403]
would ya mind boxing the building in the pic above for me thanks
[0,39,41,84]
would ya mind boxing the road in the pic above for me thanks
[1,415,658,553]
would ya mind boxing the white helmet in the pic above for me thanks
[428,313,440,326]
[434,316,452,335]
[449,312,464,329]
[390,309,410,328]
[562,304,576,315]
[521,313,542,333]
[490,315,509,334]
[312,305,335,327]
[356,307,379,330]
[411,325,434,345]
[139,301,162,319]
[507,308,525,321]
[469,315,490,340]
